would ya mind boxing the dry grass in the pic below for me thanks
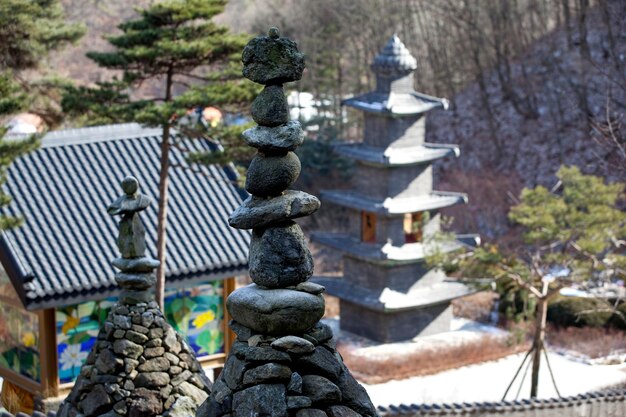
[338,336,528,384]
[546,325,626,359]
[452,291,498,323]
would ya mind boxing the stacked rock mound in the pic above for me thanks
[57,177,211,417]
[197,28,378,417]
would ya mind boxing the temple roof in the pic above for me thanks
[0,123,250,310]
[320,190,467,215]
[334,142,459,166]
[310,232,480,264]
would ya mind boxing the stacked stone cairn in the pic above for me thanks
[196,28,378,417]
[57,177,211,417]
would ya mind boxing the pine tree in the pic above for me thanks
[0,0,84,230]
[431,166,626,398]
[63,0,257,308]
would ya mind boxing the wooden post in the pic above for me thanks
[38,308,59,398]
[530,280,549,398]
[214,277,236,381]
[222,277,236,355]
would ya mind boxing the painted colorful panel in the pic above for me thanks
[56,298,115,383]
[163,281,225,357]
[0,301,40,382]
[56,280,225,384]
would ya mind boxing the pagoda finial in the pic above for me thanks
[371,33,417,78]
[107,175,159,303]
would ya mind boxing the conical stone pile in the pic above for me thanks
[58,177,211,417]
[197,28,378,417]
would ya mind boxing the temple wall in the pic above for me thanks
[378,390,626,417]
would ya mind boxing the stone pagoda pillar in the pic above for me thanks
[57,177,211,417]
[312,35,479,343]
[197,28,378,417]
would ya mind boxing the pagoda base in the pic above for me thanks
[341,299,452,342]
[314,276,474,343]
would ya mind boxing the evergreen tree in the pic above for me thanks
[431,166,626,398]
[63,0,257,308]
[0,0,84,230]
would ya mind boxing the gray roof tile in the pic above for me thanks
[0,123,249,310]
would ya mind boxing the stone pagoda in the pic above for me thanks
[312,35,478,343]
[57,177,211,417]
[197,28,378,417]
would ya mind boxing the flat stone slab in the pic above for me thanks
[242,120,304,152]
[227,284,325,335]
[229,190,320,229]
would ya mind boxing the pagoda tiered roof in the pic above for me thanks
[310,232,480,264]
[343,34,448,116]
[334,142,459,166]
[342,90,448,116]
[313,277,473,312]
[321,190,467,215]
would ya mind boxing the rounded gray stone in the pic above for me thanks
[242,33,305,85]
[232,384,287,417]
[301,375,341,405]
[242,120,304,153]
[242,362,292,385]
[271,336,315,354]
[296,281,326,295]
[249,221,313,288]
[296,410,328,417]
[229,190,320,230]
[226,284,325,335]
[251,84,289,127]
[245,151,301,197]
[327,405,361,417]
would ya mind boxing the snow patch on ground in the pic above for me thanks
[362,350,626,407]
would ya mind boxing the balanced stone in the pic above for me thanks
[296,281,326,295]
[242,120,304,152]
[327,405,361,417]
[242,362,291,385]
[245,151,301,197]
[226,284,324,335]
[242,27,305,85]
[301,375,342,405]
[249,221,313,288]
[232,384,287,416]
[287,396,312,410]
[251,84,289,127]
[229,190,320,230]
[294,346,342,380]
[297,410,328,417]
[271,336,315,354]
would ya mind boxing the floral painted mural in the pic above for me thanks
[0,301,40,382]
[56,280,225,384]
[163,281,225,357]
[56,298,114,383]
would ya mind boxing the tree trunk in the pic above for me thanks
[530,281,549,398]
[155,67,174,309]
